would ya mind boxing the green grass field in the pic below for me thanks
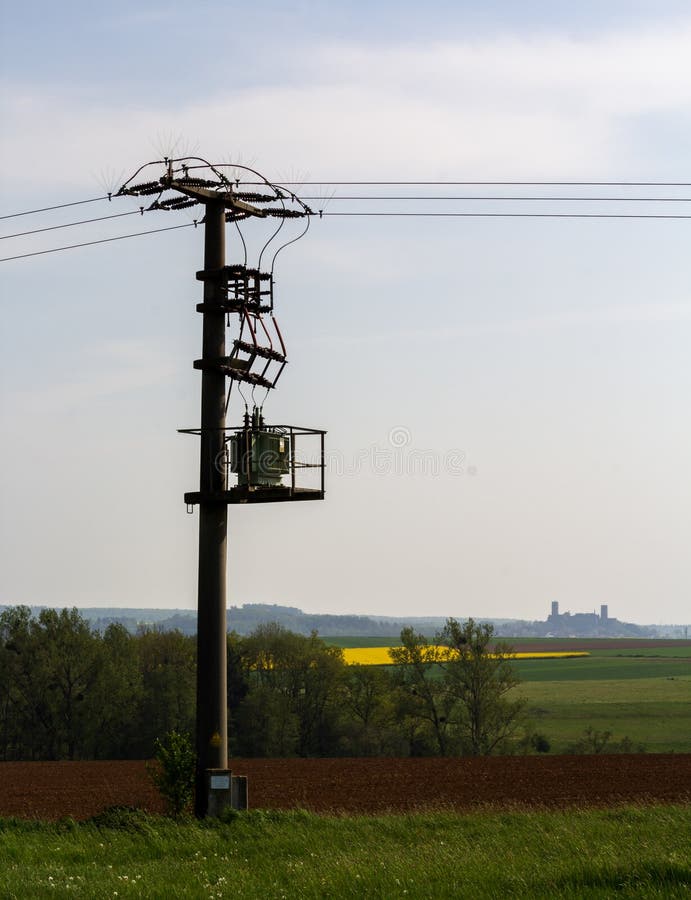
[512,656,690,681]
[325,637,691,753]
[517,676,691,753]
[1,805,689,898]
[510,647,691,753]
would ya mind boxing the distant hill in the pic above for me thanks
[0,604,458,637]
[0,603,662,638]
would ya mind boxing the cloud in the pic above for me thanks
[3,23,691,193]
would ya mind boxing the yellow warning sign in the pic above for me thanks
[210,732,221,747]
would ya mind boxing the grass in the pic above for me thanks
[0,805,689,898]
[517,676,691,753]
[512,656,690,681]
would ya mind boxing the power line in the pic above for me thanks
[320,212,691,219]
[0,196,110,221]
[3,209,691,264]
[303,195,691,202]
[0,222,195,262]
[4,184,690,223]
[3,198,688,243]
[1,209,143,241]
[244,180,691,187]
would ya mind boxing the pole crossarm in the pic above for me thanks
[162,179,267,217]
[115,157,312,221]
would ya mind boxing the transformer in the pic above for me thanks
[230,409,290,487]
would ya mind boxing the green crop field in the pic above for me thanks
[517,676,691,753]
[1,805,689,898]
[512,656,690,681]
[325,637,691,753]
[511,650,691,753]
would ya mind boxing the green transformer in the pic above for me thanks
[229,428,290,487]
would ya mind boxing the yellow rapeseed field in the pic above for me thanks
[341,647,590,666]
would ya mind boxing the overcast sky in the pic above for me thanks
[1,1,690,625]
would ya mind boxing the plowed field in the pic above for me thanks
[506,640,691,651]
[1,755,689,820]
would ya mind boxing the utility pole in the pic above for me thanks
[117,158,324,818]
[195,199,229,815]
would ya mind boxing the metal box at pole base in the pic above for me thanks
[205,769,248,816]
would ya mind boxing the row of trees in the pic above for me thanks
[0,607,528,761]
[0,607,195,760]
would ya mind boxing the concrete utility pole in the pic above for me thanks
[195,200,229,815]
[156,178,267,816]
[117,158,321,818]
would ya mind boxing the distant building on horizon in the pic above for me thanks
[543,600,646,637]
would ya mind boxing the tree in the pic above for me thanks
[1,608,103,760]
[36,608,103,759]
[436,618,525,756]
[236,624,346,756]
[136,628,196,755]
[340,665,404,756]
[389,628,455,755]
[89,623,143,759]
[0,606,33,759]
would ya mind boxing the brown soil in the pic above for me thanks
[1,755,689,820]
[505,640,691,652]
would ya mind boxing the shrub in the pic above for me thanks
[530,732,551,753]
[566,726,646,755]
[148,730,196,818]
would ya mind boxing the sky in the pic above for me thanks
[1,1,690,625]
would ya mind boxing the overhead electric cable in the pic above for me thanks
[4,181,691,221]
[0,196,110,220]
[0,222,195,262]
[301,195,691,202]
[319,212,691,219]
[4,208,691,264]
[241,180,691,187]
[1,209,143,241]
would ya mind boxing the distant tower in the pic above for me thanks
[550,601,559,621]
[600,604,608,622]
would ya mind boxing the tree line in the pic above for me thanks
[0,607,530,761]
